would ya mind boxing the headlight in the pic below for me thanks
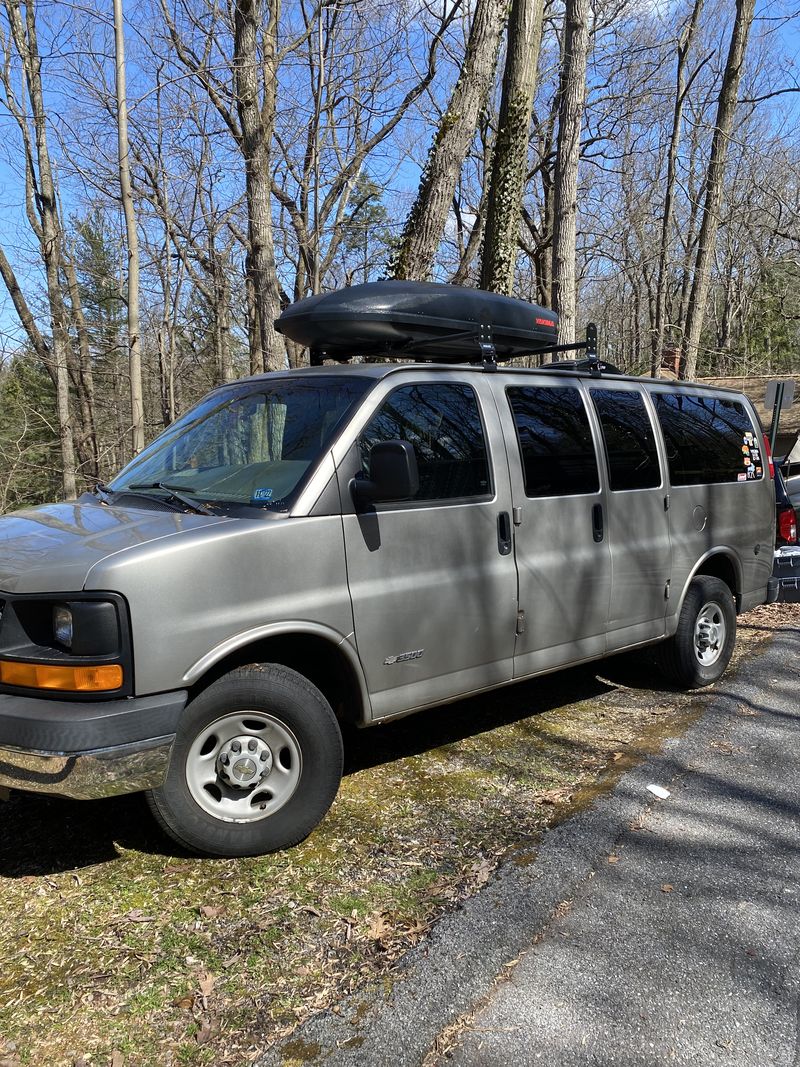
[53,605,73,648]
[0,594,131,697]
[6,598,121,657]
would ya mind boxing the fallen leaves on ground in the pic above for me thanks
[0,604,789,1066]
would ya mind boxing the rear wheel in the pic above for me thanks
[147,665,343,857]
[656,575,736,689]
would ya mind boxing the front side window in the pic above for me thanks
[507,385,599,497]
[110,376,371,513]
[653,393,762,486]
[359,382,491,502]
[590,389,661,491]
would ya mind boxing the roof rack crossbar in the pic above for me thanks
[312,324,602,369]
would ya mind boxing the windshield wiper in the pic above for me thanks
[127,482,215,516]
[93,481,187,513]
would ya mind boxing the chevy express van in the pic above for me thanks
[0,283,778,856]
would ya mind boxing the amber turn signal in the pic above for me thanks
[0,660,123,692]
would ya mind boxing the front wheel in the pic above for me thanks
[147,665,343,857]
[656,575,737,689]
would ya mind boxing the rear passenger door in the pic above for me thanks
[650,390,773,611]
[497,377,612,677]
[587,384,671,646]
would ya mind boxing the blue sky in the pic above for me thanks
[1,0,799,356]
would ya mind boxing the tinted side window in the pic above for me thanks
[590,389,661,491]
[654,393,762,486]
[359,383,491,501]
[507,386,599,497]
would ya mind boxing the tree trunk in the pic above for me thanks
[234,0,284,372]
[2,0,76,498]
[113,0,145,454]
[392,0,507,281]
[61,250,100,479]
[480,0,544,294]
[652,0,705,377]
[680,0,756,381]
[550,0,591,346]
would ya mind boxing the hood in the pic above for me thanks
[0,499,229,594]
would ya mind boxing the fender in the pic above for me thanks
[672,548,742,624]
[182,620,373,723]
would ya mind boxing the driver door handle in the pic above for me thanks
[497,511,512,555]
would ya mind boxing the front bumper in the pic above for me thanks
[0,689,187,799]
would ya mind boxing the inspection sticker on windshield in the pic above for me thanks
[252,488,273,502]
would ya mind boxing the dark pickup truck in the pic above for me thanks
[773,467,799,603]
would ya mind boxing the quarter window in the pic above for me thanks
[590,389,661,491]
[507,386,599,497]
[654,393,762,486]
[359,383,491,501]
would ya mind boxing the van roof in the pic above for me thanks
[231,361,750,399]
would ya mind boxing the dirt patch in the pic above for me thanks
[0,603,797,1066]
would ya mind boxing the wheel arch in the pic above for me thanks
[183,623,371,725]
[676,550,742,618]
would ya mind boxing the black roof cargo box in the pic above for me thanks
[275,281,559,363]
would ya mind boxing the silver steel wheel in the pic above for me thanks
[693,601,726,666]
[185,711,302,823]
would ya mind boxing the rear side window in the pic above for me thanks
[359,382,491,501]
[507,386,599,497]
[653,393,762,485]
[590,389,661,491]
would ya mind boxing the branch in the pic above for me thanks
[0,243,49,363]
[739,86,800,104]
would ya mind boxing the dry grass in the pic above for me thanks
[0,603,796,1067]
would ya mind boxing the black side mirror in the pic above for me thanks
[351,440,419,503]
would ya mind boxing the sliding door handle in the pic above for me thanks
[592,504,604,543]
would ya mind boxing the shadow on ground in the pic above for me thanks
[0,651,667,878]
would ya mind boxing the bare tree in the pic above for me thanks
[113,0,144,452]
[0,0,77,497]
[233,0,283,372]
[651,0,706,376]
[272,3,456,318]
[680,0,757,380]
[551,0,591,344]
[159,0,284,372]
[392,0,507,280]
[480,0,545,294]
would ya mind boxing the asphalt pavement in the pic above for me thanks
[259,623,800,1067]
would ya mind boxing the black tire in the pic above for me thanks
[146,664,343,857]
[655,575,736,689]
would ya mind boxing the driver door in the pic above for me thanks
[340,377,519,721]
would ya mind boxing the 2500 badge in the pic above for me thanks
[383,649,425,666]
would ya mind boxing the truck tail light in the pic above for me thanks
[777,505,798,546]
[0,661,123,692]
[762,434,775,478]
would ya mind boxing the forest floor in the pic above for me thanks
[1,602,797,1067]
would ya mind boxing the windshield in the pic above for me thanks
[109,376,371,513]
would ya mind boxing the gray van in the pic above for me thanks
[0,283,778,856]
